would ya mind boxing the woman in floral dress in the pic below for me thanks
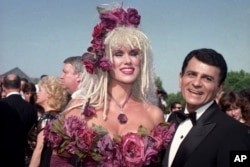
[28,76,68,167]
[45,3,175,167]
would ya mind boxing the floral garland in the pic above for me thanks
[83,6,141,74]
[44,115,175,166]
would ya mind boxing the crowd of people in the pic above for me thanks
[0,3,250,167]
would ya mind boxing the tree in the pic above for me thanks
[155,76,163,89]
[224,70,250,92]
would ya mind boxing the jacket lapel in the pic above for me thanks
[162,117,181,167]
[171,102,218,166]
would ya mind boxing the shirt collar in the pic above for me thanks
[184,100,214,120]
[6,92,21,97]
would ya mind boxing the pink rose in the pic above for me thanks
[100,8,126,31]
[121,133,145,166]
[63,116,86,137]
[98,56,112,71]
[83,105,96,117]
[44,121,63,148]
[110,8,126,24]
[151,122,176,148]
[126,8,141,27]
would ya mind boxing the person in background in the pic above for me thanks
[35,75,48,94]
[0,101,26,167]
[20,77,29,99]
[218,90,250,126]
[59,56,85,166]
[21,77,29,89]
[162,48,250,167]
[0,74,37,136]
[165,101,183,121]
[45,4,175,166]
[28,76,68,167]
[0,74,37,166]
[60,56,83,96]
[240,88,250,103]
[215,90,224,103]
[0,81,6,98]
[23,82,37,105]
[156,87,168,112]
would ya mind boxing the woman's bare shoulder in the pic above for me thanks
[146,104,165,123]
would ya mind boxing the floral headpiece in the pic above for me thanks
[82,5,141,74]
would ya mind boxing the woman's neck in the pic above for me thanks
[43,106,57,113]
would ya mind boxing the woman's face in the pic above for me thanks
[109,46,141,84]
[23,92,32,102]
[36,84,49,106]
[225,107,242,121]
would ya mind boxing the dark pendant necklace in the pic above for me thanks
[108,92,132,124]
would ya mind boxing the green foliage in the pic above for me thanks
[164,92,185,114]
[224,70,250,92]
[155,76,163,89]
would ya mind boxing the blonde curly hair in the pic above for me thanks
[38,76,68,112]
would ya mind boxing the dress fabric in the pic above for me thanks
[50,155,74,167]
[27,112,58,167]
[45,115,175,167]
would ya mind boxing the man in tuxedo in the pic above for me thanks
[1,74,37,136]
[0,101,26,167]
[162,48,250,167]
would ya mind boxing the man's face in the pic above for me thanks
[179,57,223,112]
[172,104,183,112]
[60,63,80,95]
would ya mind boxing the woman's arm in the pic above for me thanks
[29,130,44,167]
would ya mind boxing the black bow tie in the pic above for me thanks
[175,111,197,125]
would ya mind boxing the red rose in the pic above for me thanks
[91,38,104,51]
[76,127,97,153]
[92,23,104,38]
[84,61,94,74]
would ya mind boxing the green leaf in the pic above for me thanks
[113,134,121,142]
[138,125,149,136]
[91,152,102,161]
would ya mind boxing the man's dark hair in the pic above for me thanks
[181,48,228,85]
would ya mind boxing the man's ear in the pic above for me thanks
[218,82,224,94]
[76,73,82,83]
[179,72,182,89]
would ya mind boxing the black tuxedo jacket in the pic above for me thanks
[0,101,26,167]
[0,94,37,135]
[162,101,250,167]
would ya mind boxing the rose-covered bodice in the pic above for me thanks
[28,113,57,152]
[44,115,175,167]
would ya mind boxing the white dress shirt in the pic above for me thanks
[168,101,214,167]
[6,91,21,97]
